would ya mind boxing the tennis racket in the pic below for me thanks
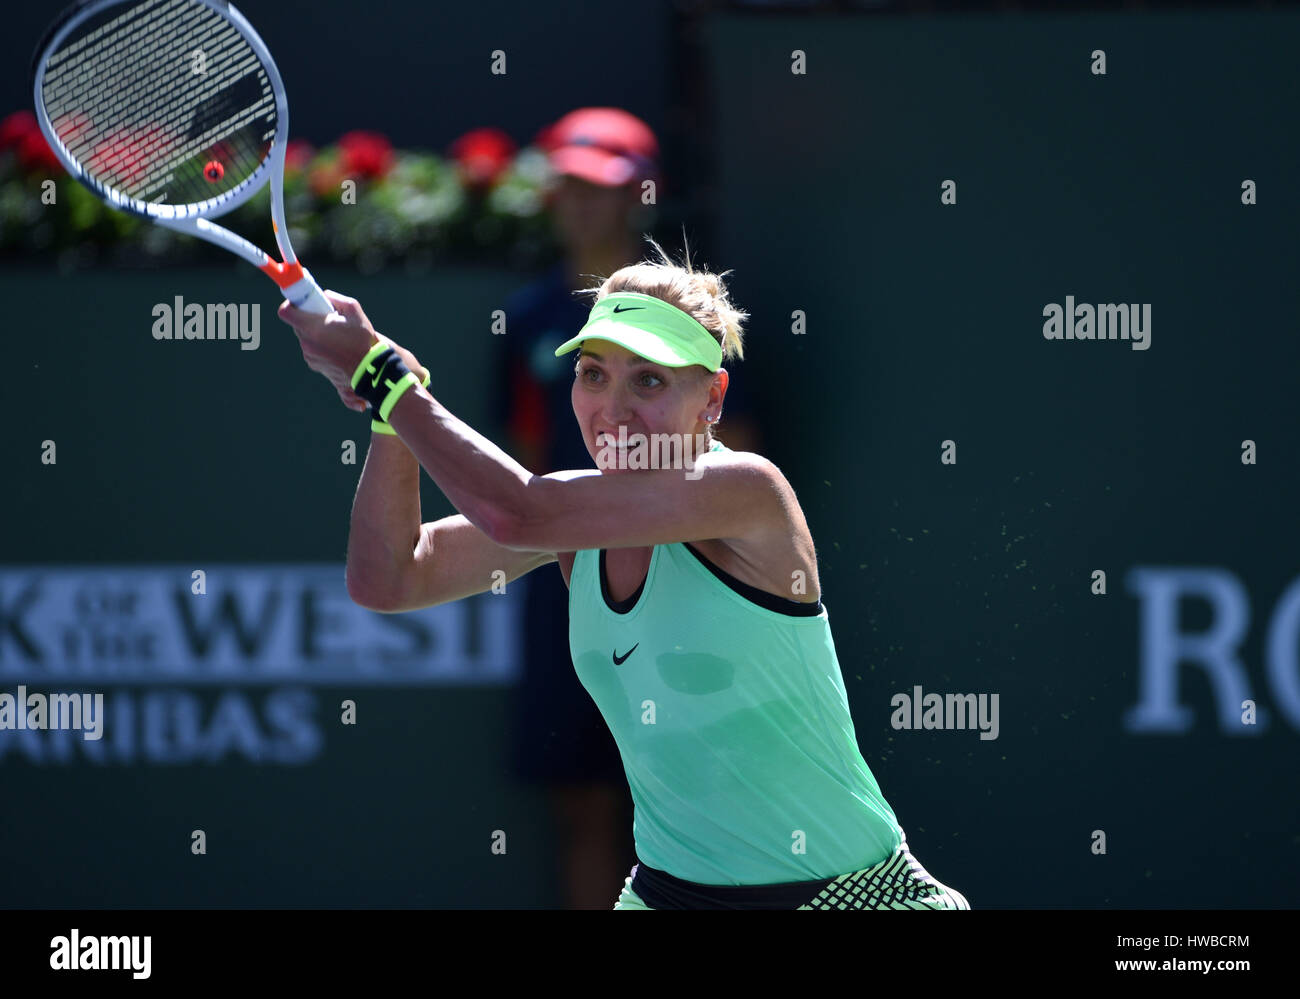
[31,0,332,315]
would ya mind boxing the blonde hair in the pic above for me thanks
[579,235,747,368]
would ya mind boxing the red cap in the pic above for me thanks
[537,107,659,187]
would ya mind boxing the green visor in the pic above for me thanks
[553,292,723,372]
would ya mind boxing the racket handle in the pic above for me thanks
[283,269,334,315]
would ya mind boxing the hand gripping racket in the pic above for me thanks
[31,0,333,314]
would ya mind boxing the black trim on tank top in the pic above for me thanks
[683,542,823,616]
[599,549,646,615]
[599,545,823,616]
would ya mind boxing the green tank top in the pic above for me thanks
[568,443,903,885]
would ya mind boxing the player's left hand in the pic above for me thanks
[278,291,381,413]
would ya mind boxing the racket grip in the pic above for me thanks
[283,269,333,315]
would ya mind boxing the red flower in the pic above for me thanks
[308,157,347,198]
[448,127,516,189]
[284,138,315,174]
[87,124,178,190]
[0,110,37,150]
[0,110,62,173]
[337,130,393,180]
[19,131,62,173]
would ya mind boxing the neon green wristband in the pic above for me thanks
[371,368,429,433]
[351,340,393,391]
[378,371,420,422]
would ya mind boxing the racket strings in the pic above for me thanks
[39,0,276,209]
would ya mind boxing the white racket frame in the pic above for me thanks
[32,0,332,314]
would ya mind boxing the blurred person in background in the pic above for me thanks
[495,107,763,908]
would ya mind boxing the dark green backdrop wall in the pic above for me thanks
[3,267,569,907]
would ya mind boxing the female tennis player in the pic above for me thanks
[279,240,970,910]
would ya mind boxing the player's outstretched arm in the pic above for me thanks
[392,515,556,613]
[278,292,784,556]
[346,428,554,613]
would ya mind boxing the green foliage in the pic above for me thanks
[0,137,559,271]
